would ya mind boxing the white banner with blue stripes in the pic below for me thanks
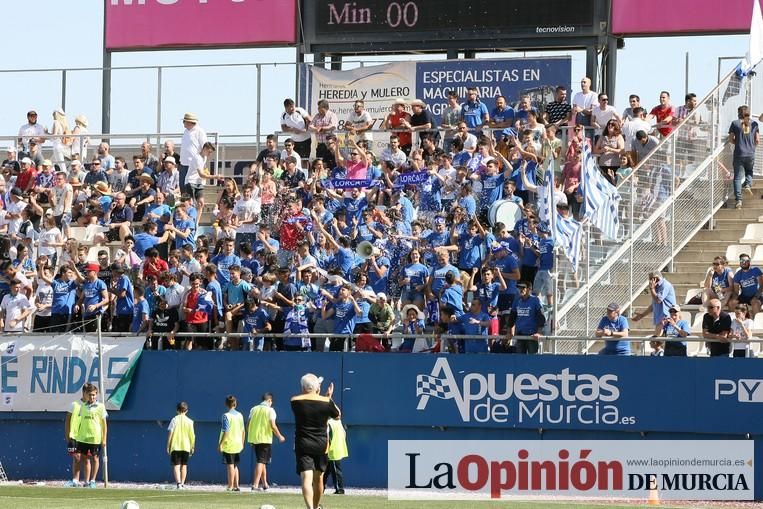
[582,145,622,241]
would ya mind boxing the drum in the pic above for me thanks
[488,200,522,229]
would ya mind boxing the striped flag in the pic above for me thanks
[538,164,554,229]
[582,145,621,241]
[555,211,582,272]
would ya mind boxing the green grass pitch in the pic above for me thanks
[0,485,752,509]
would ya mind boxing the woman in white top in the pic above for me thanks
[71,115,90,162]
[38,215,65,270]
[49,108,72,172]
[33,265,54,332]
[730,304,754,358]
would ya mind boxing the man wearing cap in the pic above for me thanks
[406,99,439,143]
[281,99,313,159]
[16,157,37,193]
[34,160,55,202]
[18,110,45,154]
[6,188,28,239]
[632,271,677,327]
[77,263,109,332]
[595,303,631,355]
[382,99,413,155]
[22,143,42,175]
[506,281,545,354]
[180,112,207,190]
[2,146,20,174]
[290,373,340,509]
[157,156,181,204]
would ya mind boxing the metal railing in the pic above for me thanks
[16,330,762,357]
[553,68,754,351]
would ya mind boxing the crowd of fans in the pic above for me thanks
[0,81,713,354]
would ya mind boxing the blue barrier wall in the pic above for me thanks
[0,352,761,499]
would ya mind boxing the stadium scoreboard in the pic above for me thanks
[301,0,599,53]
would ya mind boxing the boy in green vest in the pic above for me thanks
[63,386,87,487]
[167,401,196,489]
[325,417,348,494]
[247,392,286,491]
[74,383,108,488]
[218,395,245,491]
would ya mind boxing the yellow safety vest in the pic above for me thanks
[68,400,83,440]
[327,419,348,461]
[247,403,273,445]
[169,414,195,453]
[219,409,244,454]
[75,402,106,445]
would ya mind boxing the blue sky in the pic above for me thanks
[0,0,750,142]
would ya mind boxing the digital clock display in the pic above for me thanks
[303,0,597,51]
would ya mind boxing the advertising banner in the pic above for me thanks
[611,0,754,35]
[388,440,755,500]
[106,0,297,50]
[0,334,144,412]
[343,355,763,434]
[300,57,570,149]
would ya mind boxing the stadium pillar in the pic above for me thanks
[586,45,598,91]
[102,50,111,136]
[61,70,66,113]
[603,36,617,101]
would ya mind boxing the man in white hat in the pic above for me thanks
[2,146,20,173]
[157,156,181,204]
[381,98,412,155]
[180,112,207,190]
[408,98,439,143]
[290,374,340,509]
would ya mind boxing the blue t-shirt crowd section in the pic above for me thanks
[1,89,663,354]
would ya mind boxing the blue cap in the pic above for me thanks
[501,127,518,138]
[537,222,551,234]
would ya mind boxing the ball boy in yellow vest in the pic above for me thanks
[247,392,286,491]
[167,401,196,489]
[73,383,108,488]
[218,395,245,491]
[63,385,88,487]
[325,417,348,494]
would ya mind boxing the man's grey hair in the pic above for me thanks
[300,373,323,393]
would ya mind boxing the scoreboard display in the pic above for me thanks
[302,0,599,53]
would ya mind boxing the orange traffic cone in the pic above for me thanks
[647,474,660,506]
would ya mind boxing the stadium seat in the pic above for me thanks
[690,313,705,334]
[683,288,704,305]
[752,246,763,265]
[740,223,763,244]
[751,341,761,358]
[725,244,754,263]
[752,313,763,335]
[687,339,706,357]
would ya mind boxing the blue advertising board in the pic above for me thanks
[415,57,571,120]
[343,354,763,435]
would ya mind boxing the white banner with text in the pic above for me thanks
[0,334,144,412]
[388,440,754,500]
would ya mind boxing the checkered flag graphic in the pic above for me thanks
[416,374,456,400]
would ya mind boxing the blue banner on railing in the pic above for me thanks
[396,171,430,186]
[327,178,373,189]
[342,355,763,434]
